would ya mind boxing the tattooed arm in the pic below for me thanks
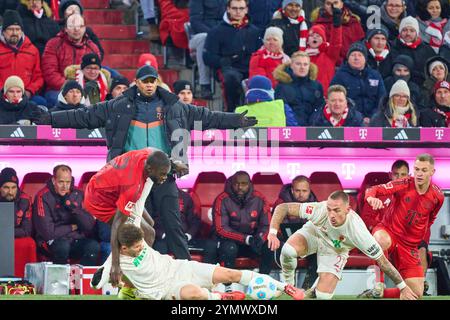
[267,203,302,251]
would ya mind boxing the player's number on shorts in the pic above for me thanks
[334,255,346,273]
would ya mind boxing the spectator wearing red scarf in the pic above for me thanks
[365,27,395,80]
[249,26,290,88]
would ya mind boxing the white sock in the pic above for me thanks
[281,243,298,285]
[238,270,255,286]
[203,288,221,300]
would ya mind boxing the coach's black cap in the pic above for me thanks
[136,65,158,81]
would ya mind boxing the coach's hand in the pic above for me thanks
[400,285,418,300]
[367,196,384,210]
[267,233,280,251]
[110,264,123,287]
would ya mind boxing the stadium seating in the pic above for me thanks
[77,171,97,192]
[251,172,283,207]
[356,172,391,212]
[309,171,343,201]
[20,172,52,201]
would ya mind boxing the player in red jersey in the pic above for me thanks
[359,153,444,299]
[84,148,187,288]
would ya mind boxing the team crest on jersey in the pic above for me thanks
[339,235,346,242]
[305,205,314,215]
[124,201,136,212]
[250,210,258,218]
[405,197,410,203]
[156,106,164,121]
[230,211,238,217]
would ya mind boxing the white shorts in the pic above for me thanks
[162,260,217,300]
[296,222,348,280]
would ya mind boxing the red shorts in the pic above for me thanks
[372,224,424,279]
[83,186,116,223]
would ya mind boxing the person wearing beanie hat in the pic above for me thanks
[51,80,86,112]
[305,15,342,93]
[63,52,110,107]
[2,9,24,31]
[420,80,450,127]
[370,79,418,128]
[235,75,298,126]
[3,76,25,94]
[331,42,386,124]
[107,76,130,100]
[249,26,290,88]
[58,0,83,19]
[270,0,308,57]
[173,80,193,104]
[0,166,37,278]
[365,26,394,79]
[421,56,450,107]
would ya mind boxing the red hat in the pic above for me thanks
[138,53,159,70]
[309,24,327,43]
[434,80,450,94]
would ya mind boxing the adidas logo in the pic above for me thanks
[88,129,103,138]
[318,129,332,140]
[241,129,256,139]
[10,127,25,138]
[394,129,408,140]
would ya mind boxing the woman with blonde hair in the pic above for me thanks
[370,79,419,127]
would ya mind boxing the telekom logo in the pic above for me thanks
[282,128,291,139]
[342,163,356,180]
[287,163,301,178]
[52,128,61,138]
[359,129,368,140]
[435,129,444,140]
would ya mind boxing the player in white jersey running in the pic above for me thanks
[117,223,305,300]
[267,190,418,300]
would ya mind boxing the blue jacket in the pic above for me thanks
[310,100,364,127]
[330,63,386,118]
[189,0,227,34]
[274,63,325,126]
[203,15,262,73]
[249,0,282,31]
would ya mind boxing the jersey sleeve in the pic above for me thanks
[350,215,384,260]
[364,178,411,201]
[297,202,327,224]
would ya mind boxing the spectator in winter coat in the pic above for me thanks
[64,53,111,106]
[441,30,450,62]
[158,0,190,49]
[32,164,100,266]
[417,0,450,54]
[377,0,408,41]
[249,26,290,88]
[106,76,130,101]
[49,80,86,112]
[203,0,262,111]
[420,80,450,126]
[173,80,194,104]
[213,171,275,275]
[235,75,299,126]
[370,79,419,127]
[153,189,218,264]
[274,51,325,126]
[305,17,342,94]
[270,0,309,57]
[58,0,104,60]
[422,56,450,106]
[391,16,437,86]
[310,84,364,127]
[365,27,395,80]
[189,0,227,99]
[0,10,45,106]
[311,0,365,65]
[0,76,46,125]
[42,14,101,107]
[384,54,425,110]
[17,0,60,55]
[248,0,282,32]
[330,42,386,124]
[0,167,37,278]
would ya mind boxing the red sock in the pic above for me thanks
[383,288,400,298]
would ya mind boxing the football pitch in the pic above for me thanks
[1,294,450,300]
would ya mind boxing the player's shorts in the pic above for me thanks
[83,189,116,223]
[295,222,348,280]
[372,223,423,279]
[162,260,217,300]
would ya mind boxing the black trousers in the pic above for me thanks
[49,238,100,266]
[154,238,218,264]
[146,176,190,260]
[218,239,275,275]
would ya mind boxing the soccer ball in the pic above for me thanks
[246,275,277,300]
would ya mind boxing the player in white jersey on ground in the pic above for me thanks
[267,190,418,300]
[117,223,305,300]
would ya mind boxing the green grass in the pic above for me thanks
[1,294,450,300]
